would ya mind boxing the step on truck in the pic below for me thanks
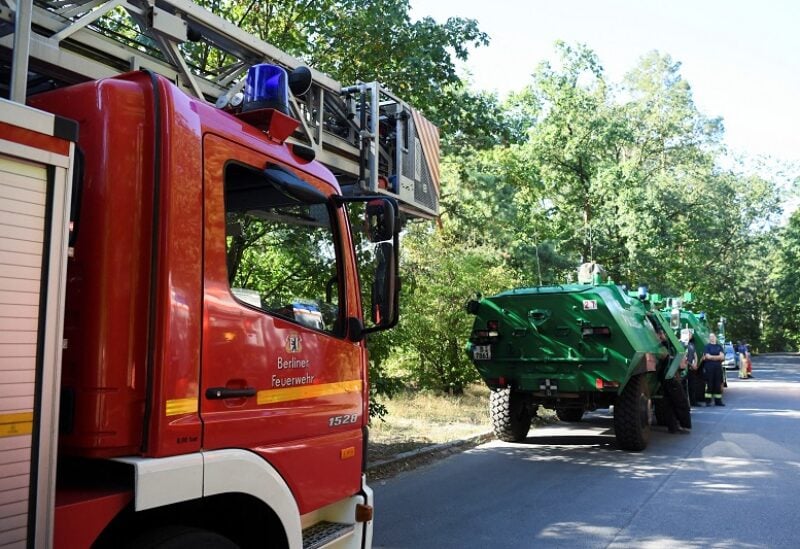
[465,263,685,451]
[0,0,440,547]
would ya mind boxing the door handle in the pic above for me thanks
[205,387,257,400]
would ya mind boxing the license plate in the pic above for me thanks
[472,345,491,360]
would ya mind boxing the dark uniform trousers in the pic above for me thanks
[687,368,705,405]
[703,360,724,401]
[662,377,691,431]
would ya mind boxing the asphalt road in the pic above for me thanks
[373,354,800,548]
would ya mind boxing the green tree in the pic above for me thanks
[431,43,784,356]
[394,222,519,394]
[524,42,622,263]
[763,210,800,350]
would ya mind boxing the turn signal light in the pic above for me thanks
[356,504,374,522]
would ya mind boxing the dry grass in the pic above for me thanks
[369,384,492,445]
[366,385,561,471]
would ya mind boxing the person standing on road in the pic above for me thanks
[685,334,703,406]
[743,341,753,378]
[658,330,691,433]
[702,333,726,406]
[737,340,749,379]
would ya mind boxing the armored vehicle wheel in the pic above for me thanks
[614,374,651,451]
[556,408,584,422]
[489,387,532,442]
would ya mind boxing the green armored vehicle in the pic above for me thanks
[466,264,685,451]
[660,295,712,349]
[659,297,728,389]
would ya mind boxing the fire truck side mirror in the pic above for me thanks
[370,241,397,327]
[365,198,396,242]
[337,195,400,338]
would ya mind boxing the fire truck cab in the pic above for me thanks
[2,0,441,544]
[3,64,401,547]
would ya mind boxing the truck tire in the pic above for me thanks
[555,408,584,422]
[489,387,531,442]
[614,374,651,451]
[124,526,239,549]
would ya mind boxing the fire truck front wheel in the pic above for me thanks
[125,526,239,548]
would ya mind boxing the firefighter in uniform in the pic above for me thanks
[702,333,726,406]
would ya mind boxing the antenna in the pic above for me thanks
[534,238,543,286]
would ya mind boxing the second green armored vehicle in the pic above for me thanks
[466,264,685,451]
[660,294,711,350]
[658,296,728,392]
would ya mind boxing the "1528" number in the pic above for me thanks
[328,414,358,427]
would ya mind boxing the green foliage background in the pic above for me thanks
[171,1,799,398]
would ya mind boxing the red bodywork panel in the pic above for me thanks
[0,120,72,156]
[29,72,369,518]
[54,487,132,548]
[31,78,158,457]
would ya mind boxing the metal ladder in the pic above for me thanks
[0,0,439,218]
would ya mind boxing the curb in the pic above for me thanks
[367,431,495,470]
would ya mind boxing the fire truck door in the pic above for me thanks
[200,135,365,511]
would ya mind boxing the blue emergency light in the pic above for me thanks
[242,64,289,114]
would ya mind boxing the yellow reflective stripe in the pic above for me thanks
[0,411,33,437]
[257,380,362,406]
[165,398,199,416]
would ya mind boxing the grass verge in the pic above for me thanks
[367,384,558,480]
[369,384,492,447]
[368,384,558,469]
[367,384,492,479]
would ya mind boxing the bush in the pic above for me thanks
[393,227,519,394]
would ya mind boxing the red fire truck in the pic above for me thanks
[0,1,440,547]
